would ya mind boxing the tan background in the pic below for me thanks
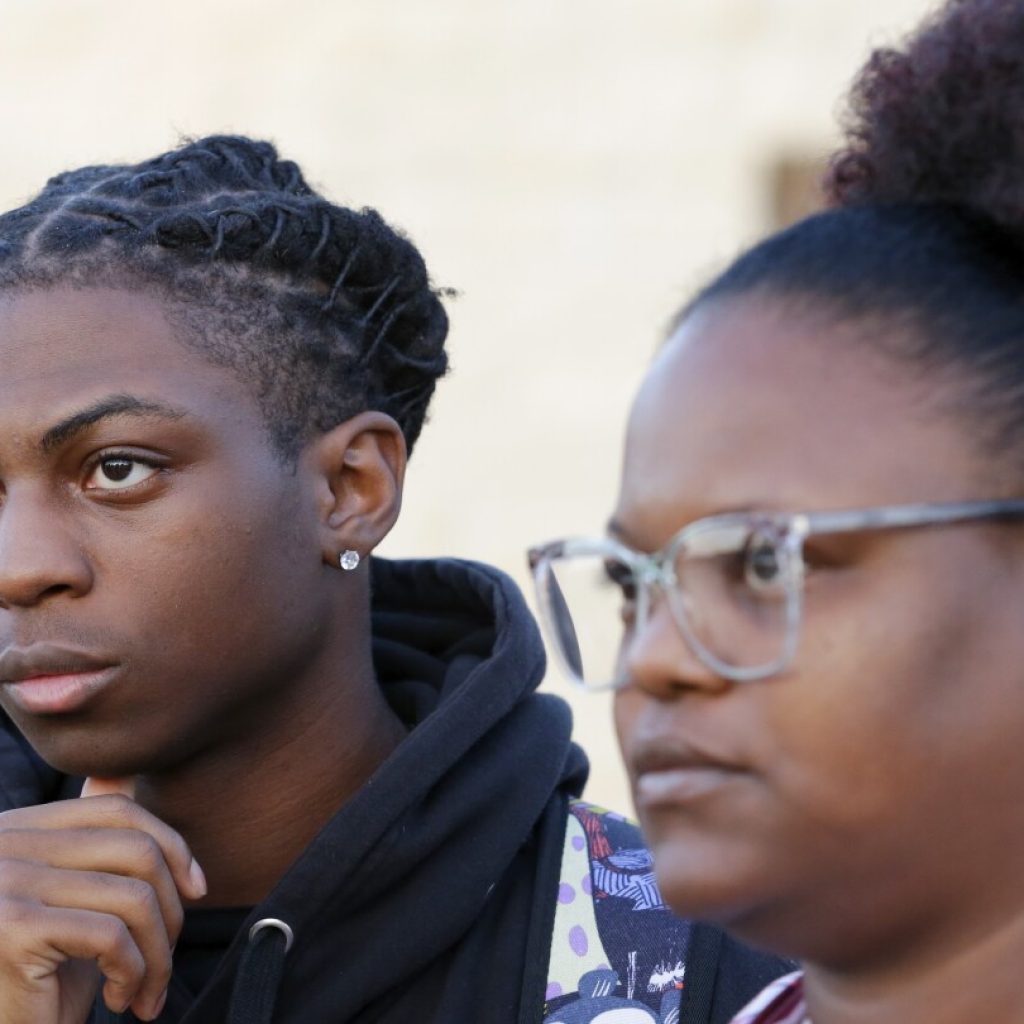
[0,0,935,812]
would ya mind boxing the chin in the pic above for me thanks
[648,828,775,919]
[651,834,826,964]
[11,718,165,780]
[28,744,139,781]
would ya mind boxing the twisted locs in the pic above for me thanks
[0,135,450,456]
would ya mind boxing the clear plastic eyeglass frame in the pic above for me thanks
[527,499,1024,691]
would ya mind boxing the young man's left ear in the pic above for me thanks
[309,411,407,565]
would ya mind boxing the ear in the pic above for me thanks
[306,411,407,567]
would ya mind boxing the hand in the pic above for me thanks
[0,776,206,1024]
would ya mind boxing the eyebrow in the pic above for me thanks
[40,394,189,454]
[606,504,784,542]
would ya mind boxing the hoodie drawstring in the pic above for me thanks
[226,918,293,1024]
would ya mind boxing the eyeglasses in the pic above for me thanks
[528,499,1024,691]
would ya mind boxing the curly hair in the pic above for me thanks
[0,135,450,457]
[680,0,1024,468]
[826,0,1024,223]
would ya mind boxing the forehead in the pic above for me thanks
[0,286,249,434]
[618,296,987,537]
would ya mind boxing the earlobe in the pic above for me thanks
[311,412,407,565]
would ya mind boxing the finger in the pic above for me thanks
[81,776,136,800]
[0,796,206,899]
[0,862,174,1020]
[0,857,182,951]
[0,828,191,933]
[0,900,146,1017]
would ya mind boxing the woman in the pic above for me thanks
[530,1,1024,1020]
[0,136,786,1023]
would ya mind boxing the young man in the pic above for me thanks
[0,135,789,1023]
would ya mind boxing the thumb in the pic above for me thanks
[81,776,137,800]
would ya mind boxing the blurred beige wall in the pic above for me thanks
[0,0,935,812]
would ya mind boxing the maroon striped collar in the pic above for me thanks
[730,971,807,1024]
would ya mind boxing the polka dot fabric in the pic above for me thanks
[545,812,613,1000]
[542,801,689,1023]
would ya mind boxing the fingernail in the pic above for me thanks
[152,988,168,1018]
[189,857,207,897]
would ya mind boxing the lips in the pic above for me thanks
[629,735,748,808]
[0,643,115,682]
[630,735,745,777]
[0,644,119,715]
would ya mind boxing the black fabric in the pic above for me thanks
[680,922,725,1022]
[681,923,796,1024]
[515,793,568,1024]
[0,708,81,808]
[176,908,253,999]
[709,933,796,1023]
[91,910,254,1024]
[226,923,289,1024]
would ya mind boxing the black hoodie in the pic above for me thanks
[0,556,790,1023]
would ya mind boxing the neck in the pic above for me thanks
[133,651,406,907]
[803,907,1024,1024]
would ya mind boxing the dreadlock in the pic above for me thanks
[0,135,450,456]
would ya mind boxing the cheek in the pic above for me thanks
[764,561,1024,836]
[106,478,322,660]
[612,691,646,839]
[611,688,639,769]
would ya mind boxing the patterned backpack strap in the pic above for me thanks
[543,800,615,1003]
[542,800,685,1023]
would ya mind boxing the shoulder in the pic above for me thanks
[543,800,793,1024]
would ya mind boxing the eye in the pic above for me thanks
[603,559,639,624]
[84,455,161,492]
[603,558,637,599]
[742,531,789,594]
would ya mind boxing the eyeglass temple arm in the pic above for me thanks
[798,499,1024,537]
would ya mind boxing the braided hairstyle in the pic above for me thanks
[0,135,450,457]
[680,0,1024,470]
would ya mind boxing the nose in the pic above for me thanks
[0,486,93,608]
[622,588,729,698]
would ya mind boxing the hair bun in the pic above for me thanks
[827,0,1024,236]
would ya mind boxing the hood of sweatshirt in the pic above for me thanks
[91,555,586,1023]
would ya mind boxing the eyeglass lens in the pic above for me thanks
[540,526,797,688]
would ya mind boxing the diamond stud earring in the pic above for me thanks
[339,550,360,571]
